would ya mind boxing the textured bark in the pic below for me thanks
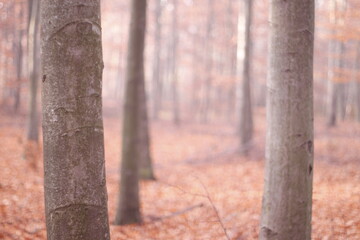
[238,0,253,153]
[115,0,147,225]
[260,1,314,240]
[41,1,110,239]
[152,0,163,120]
[27,0,40,142]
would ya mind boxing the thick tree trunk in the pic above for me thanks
[260,1,314,240]
[27,0,40,142]
[238,0,253,153]
[41,1,110,239]
[115,0,147,225]
[152,0,163,120]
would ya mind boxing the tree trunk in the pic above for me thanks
[226,0,238,123]
[138,65,155,180]
[152,0,163,120]
[260,1,314,239]
[41,1,110,239]
[201,0,214,123]
[27,0,40,142]
[355,42,360,122]
[14,5,24,113]
[115,0,147,225]
[238,0,253,153]
[171,0,180,125]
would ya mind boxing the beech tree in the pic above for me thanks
[201,0,214,123]
[171,0,180,125]
[138,59,155,180]
[152,0,163,120]
[13,2,25,113]
[326,0,347,126]
[115,0,147,225]
[41,1,110,239]
[238,0,253,153]
[27,0,40,142]
[260,0,314,239]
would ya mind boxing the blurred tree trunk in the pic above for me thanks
[115,43,125,104]
[226,0,238,122]
[336,42,347,121]
[191,30,200,120]
[327,40,338,126]
[260,0,314,239]
[238,0,253,153]
[13,3,25,113]
[354,41,360,122]
[152,0,163,120]
[26,0,40,142]
[201,0,214,123]
[115,0,147,225]
[171,0,180,125]
[138,64,155,180]
[327,0,347,126]
[41,1,110,239]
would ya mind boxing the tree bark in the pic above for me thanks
[260,1,314,239]
[238,0,253,153]
[27,0,40,142]
[41,1,110,239]
[115,0,147,225]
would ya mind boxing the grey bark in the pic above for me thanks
[27,0,40,142]
[115,0,147,225]
[152,0,163,120]
[238,0,253,153]
[41,1,110,239]
[260,1,314,240]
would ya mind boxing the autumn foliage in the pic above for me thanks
[1,109,359,239]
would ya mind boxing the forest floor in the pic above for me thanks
[1,108,360,240]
